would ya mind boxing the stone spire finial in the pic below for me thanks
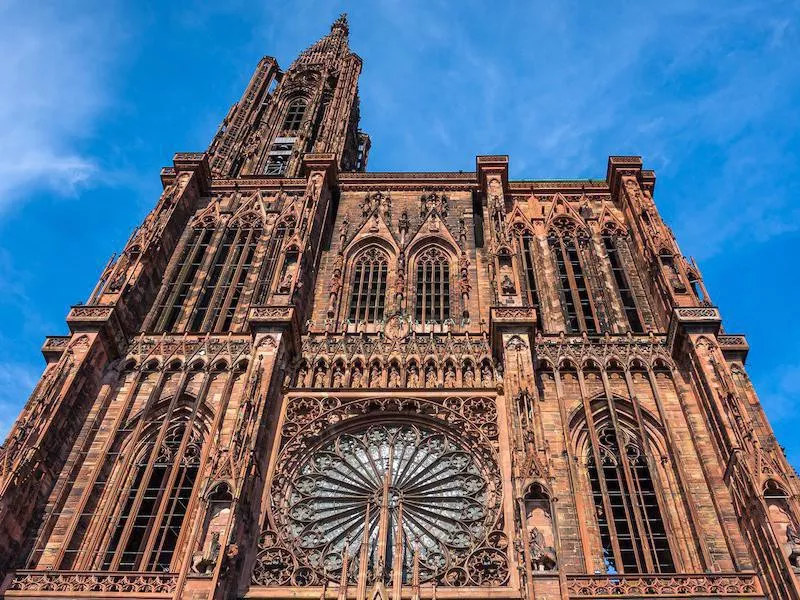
[331,13,349,35]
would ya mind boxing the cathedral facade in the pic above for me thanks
[0,14,798,600]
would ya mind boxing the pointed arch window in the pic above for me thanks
[415,246,450,324]
[282,98,307,131]
[548,219,597,334]
[153,227,214,332]
[602,228,643,333]
[190,221,263,332]
[584,405,674,574]
[101,402,205,572]
[347,247,388,323]
[517,230,542,329]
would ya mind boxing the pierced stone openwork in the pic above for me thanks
[256,394,508,588]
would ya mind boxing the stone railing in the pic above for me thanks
[5,570,177,597]
[566,573,762,598]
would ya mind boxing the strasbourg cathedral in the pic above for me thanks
[1,14,799,600]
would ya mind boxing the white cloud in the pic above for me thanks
[0,2,121,207]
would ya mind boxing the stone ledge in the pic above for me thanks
[248,305,300,351]
[41,335,71,362]
[65,304,126,357]
[566,572,762,598]
[718,333,750,364]
[666,306,722,357]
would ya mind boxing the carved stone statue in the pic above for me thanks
[313,365,326,388]
[370,364,382,388]
[332,365,344,389]
[501,274,515,295]
[529,528,557,571]
[388,365,401,388]
[296,365,308,388]
[407,365,419,387]
[425,365,437,388]
[481,363,493,387]
[191,531,221,575]
[464,364,475,388]
[444,365,456,388]
[787,523,800,568]
[278,262,297,294]
[351,366,363,389]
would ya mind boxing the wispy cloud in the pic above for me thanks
[0,2,122,208]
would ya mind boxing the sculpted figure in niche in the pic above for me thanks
[481,362,493,387]
[296,365,308,388]
[529,528,557,571]
[407,364,419,387]
[444,364,457,388]
[787,523,800,568]
[370,363,382,388]
[313,365,326,388]
[332,365,344,389]
[463,364,475,387]
[425,364,437,388]
[388,365,401,388]
[501,274,516,295]
[351,365,363,389]
[278,262,297,294]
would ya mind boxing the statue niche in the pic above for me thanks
[191,484,233,575]
[524,484,557,571]
[764,481,800,568]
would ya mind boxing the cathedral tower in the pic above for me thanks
[0,14,798,600]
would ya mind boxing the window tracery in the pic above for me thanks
[516,228,542,329]
[347,247,388,323]
[153,211,264,333]
[580,403,674,575]
[414,246,451,325]
[260,394,507,588]
[101,400,207,572]
[282,97,307,132]
[548,218,597,334]
[601,225,643,333]
[190,222,263,332]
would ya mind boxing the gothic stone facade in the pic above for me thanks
[0,15,796,600]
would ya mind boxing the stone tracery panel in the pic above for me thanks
[253,393,508,588]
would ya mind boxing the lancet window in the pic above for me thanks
[101,400,206,572]
[548,218,597,334]
[282,98,307,131]
[153,227,214,332]
[189,222,262,332]
[254,218,290,304]
[414,245,451,324]
[347,247,388,323]
[582,402,674,574]
[152,213,263,333]
[601,227,643,333]
[517,230,542,329]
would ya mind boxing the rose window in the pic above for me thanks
[279,423,496,583]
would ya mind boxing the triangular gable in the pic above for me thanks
[191,199,223,228]
[343,210,400,258]
[596,201,628,234]
[544,193,588,234]
[230,190,269,228]
[406,211,462,257]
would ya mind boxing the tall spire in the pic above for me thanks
[331,13,349,36]
[290,13,351,69]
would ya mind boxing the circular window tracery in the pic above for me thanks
[281,423,494,583]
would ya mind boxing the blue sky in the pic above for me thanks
[1,1,798,464]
